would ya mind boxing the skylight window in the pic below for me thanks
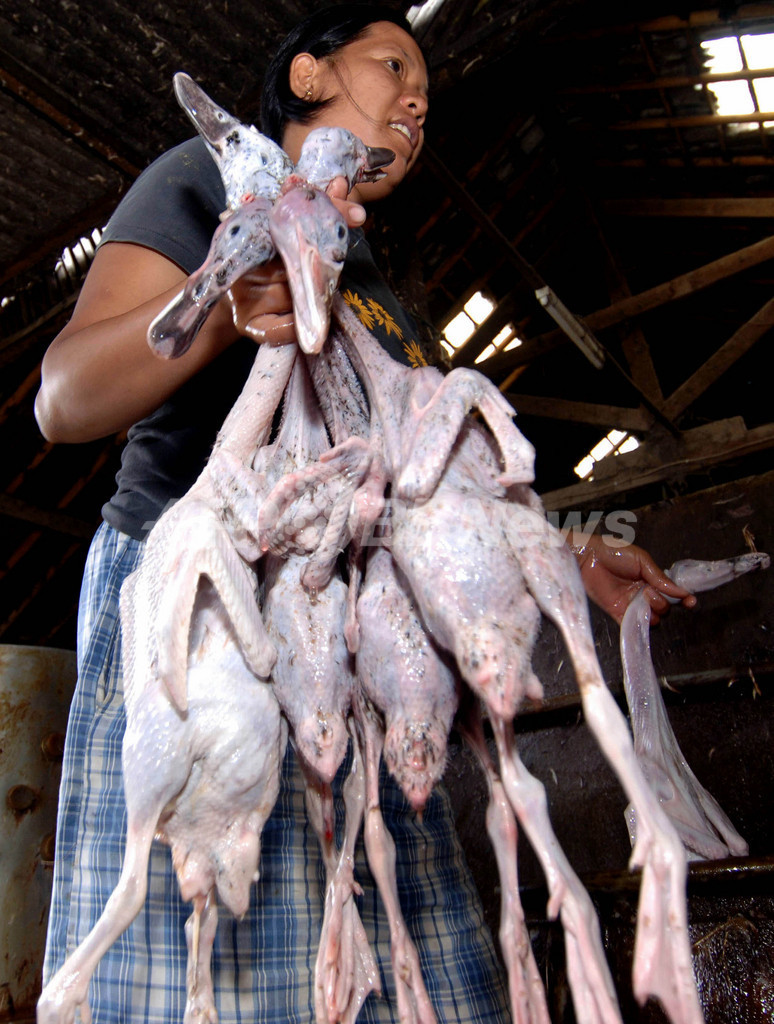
[700,33,774,127]
[475,323,523,364]
[441,291,495,357]
[574,429,639,480]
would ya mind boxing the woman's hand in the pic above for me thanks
[227,178,365,343]
[327,175,367,226]
[36,184,367,443]
[228,257,296,342]
[572,534,697,625]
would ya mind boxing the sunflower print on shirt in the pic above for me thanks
[342,289,428,368]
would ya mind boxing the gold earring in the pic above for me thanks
[304,86,313,101]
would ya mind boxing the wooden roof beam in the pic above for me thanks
[610,110,774,130]
[540,420,774,511]
[595,155,774,168]
[0,495,94,540]
[0,540,82,641]
[0,364,41,428]
[416,118,528,243]
[0,65,140,179]
[560,66,774,95]
[422,145,545,291]
[587,196,663,402]
[585,234,774,332]
[483,232,774,376]
[0,191,122,288]
[605,198,774,218]
[502,393,651,431]
[487,332,566,384]
[662,293,774,420]
[551,6,774,43]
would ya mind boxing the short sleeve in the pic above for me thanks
[99,138,226,275]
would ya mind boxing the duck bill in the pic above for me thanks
[173,72,239,150]
[270,187,347,354]
[281,222,343,354]
[362,145,396,181]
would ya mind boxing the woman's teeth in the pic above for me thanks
[390,123,412,144]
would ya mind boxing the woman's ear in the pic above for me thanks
[289,53,318,101]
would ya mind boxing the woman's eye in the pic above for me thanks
[385,58,403,74]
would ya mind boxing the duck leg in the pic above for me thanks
[354,696,437,1024]
[184,892,219,1024]
[490,715,623,1024]
[37,804,167,1024]
[303,743,380,1024]
[458,705,550,1024]
[396,367,536,501]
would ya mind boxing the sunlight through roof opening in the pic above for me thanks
[475,323,523,364]
[574,428,640,480]
[700,33,774,128]
[441,290,495,357]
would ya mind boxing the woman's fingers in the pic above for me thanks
[223,182,365,345]
[327,176,366,226]
[241,312,297,343]
[227,260,296,343]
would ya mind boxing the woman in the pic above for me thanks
[36,6,693,1024]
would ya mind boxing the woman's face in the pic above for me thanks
[287,22,429,203]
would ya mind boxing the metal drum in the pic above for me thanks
[0,645,76,1022]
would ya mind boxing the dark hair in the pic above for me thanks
[260,4,418,143]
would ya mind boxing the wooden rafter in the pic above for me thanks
[637,26,691,164]
[488,333,566,385]
[0,433,120,586]
[586,235,774,330]
[610,110,774,130]
[0,540,82,640]
[0,495,94,541]
[479,233,774,380]
[0,192,121,288]
[604,198,774,218]
[502,393,650,431]
[0,66,140,179]
[0,293,79,363]
[559,66,774,95]
[0,364,41,427]
[416,118,527,243]
[422,146,543,290]
[662,294,774,419]
[595,154,774,167]
[588,199,663,403]
[540,420,774,511]
[552,6,774,42]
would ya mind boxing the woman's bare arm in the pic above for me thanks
[35,182,365,445]
[34,241,294,443]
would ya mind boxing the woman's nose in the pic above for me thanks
[403,91,428,126]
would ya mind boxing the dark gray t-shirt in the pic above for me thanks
[100,138,422,540]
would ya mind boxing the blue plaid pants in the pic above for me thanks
[43,522,509,1024]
